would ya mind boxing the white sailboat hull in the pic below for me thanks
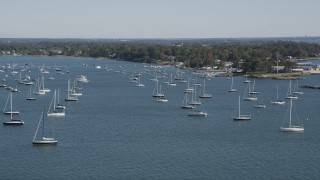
[34,91,46,95]
[181,105,194,109]
[280,127,304,132]
[55,105,66,109]
[156,98,168,102]
[3,119,24,125]
[243,97,257,101]
[233,115,251,120]
[271,100,285,105]
[152,93,165,98]
[293,91,304,95]
[47,112,65,117]
[188,101,201,105]
[65,97,78,101]
[33,140,57,145]
[4,111,20,115]
[254,104,266,108]
[228,89,238,92]
[188,111,207,117]
[27,97,37,100]
[199,94,213,98]
[286,96,298,100]
[70,92,82,96]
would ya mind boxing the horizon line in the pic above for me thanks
[0,36,319,40]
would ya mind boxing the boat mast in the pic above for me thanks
[42,107,45,138]
[289,80,292,95]
[10,92,12,115]
[57,89,60,104]
[10,93,13,120]
[202,79,206,94]
[231,77,233,89]
[40,75,44,91]
[238,96,241,117]
[67,79,70,99]
[53,90,56,111]
[289,99,292,128]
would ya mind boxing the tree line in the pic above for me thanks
[1,40,320,72]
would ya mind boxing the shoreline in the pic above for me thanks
[249,72,310,80]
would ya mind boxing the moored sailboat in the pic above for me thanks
[199,79,213,98]
[271,86,285,105]
[292,79,304,95]
[3,92,24,125]
[47,89,65,117]
[55,89,65,109]
[243,83,257,101]
[181,93,194,109]
[65,79,78,101]
[228,76,238,92]
[188,105,207,117]
[286,80,298,100]
[3,92,20,115]
[280,99,304,132]
[32,108,57,145]
[233,96,251,120]
[26,85,36,100]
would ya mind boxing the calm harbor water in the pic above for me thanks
[1,56,320,179]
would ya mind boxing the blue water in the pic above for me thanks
[0,56,320,179]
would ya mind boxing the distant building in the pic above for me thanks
[201,66,212,70]
[292,68,304,72]
[224,61,233,68]
[272,66,285,72]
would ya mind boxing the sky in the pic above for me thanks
[0,0,319,39]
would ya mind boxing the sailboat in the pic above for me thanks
[32,108,57,145]
[292,80,304,95]
[3,92,20,115]
[26,85,36,100]
[181,93,195,109]
[271,86,285,105]
[228,76,238,92]
[233,96,251,120]
[3,92,24,125]
[40,75,50,93]
[280,99,304,132]
[243,74,251,83]
[199,79,213,98]
[55,89,65,109]
[184,77,194,93]
[188,84,201,105]
[243,83,257,101]
[152,80,164,97]
[70,80,83,96]
[76,75,89,83]
[34,77,45,95]
[188,105,207,117]
[47,90,65,117]
[135,76,145,87]
[3,111,24,125]
[167,73,176,86]
[193,74,201,86]
[286,80,298,99]
[65,79,78,101]
[156,96,168,102]
[249,79,260,94]
[155,84,168,102]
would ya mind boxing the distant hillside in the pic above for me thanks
[1,38,320,72]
